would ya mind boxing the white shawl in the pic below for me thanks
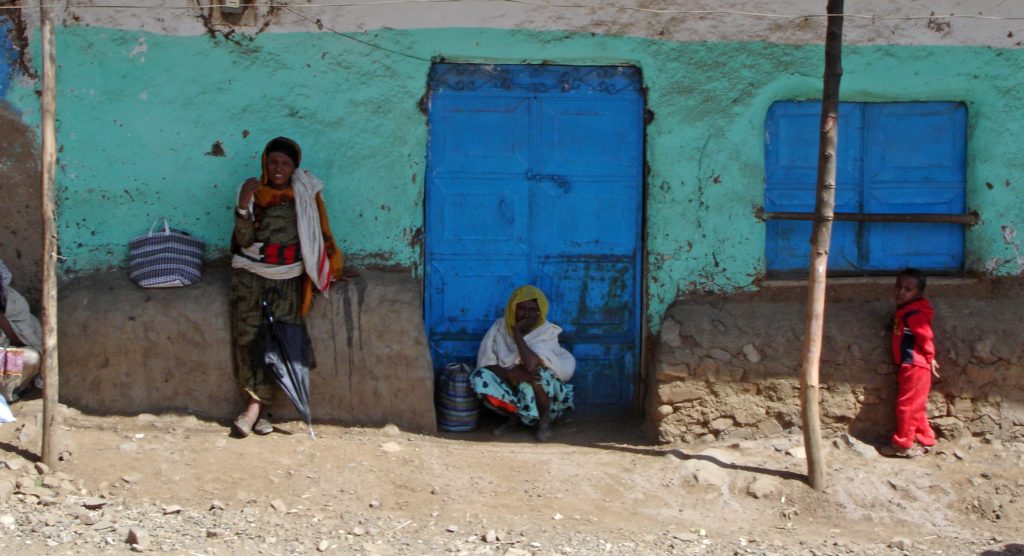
[476,318,576,382]
[1,287,42,352]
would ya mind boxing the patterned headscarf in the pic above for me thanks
[504,285,549,336]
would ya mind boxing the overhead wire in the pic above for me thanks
[0,1,1022,21]
[279,4,430,61]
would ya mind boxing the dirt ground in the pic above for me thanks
[1,400,1022,555]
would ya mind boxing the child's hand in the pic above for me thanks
[930,359,941,379]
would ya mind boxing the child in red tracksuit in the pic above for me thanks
[882,268,940,458]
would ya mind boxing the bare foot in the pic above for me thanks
[536,420,553,442]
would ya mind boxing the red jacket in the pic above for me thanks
[891,297,935,369]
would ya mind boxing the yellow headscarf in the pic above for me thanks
[504,285,549,335]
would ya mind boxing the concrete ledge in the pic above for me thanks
[57,266,436,433]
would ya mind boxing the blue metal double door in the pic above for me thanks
[425,64,644,415]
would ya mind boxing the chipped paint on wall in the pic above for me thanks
[988,224,1024,275]
[3,26,1024,331]
[15,1,1024,49]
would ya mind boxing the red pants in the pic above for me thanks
[891,363,936,449]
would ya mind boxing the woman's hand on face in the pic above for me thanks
[513,315,537,336]
[238,177,260,209]
[512,299,541,337]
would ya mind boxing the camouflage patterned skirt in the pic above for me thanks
[229,270,308,403]
[470,367,574,426]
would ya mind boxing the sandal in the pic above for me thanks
[253,417,273,436]
[232,414,254,438]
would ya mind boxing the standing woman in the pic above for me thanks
[229,137,352,437]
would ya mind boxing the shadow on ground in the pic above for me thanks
[981,544,1024,555]
[441,412,808,485]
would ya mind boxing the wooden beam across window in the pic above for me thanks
[755,207,979,226]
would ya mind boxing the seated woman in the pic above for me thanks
[0,259,42,403]
[471,285,575,442]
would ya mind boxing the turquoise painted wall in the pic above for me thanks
[6,27,1024,329]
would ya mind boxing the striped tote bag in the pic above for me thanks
[437,362,480,432]
[128,219,205,288]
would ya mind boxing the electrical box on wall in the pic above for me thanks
[222,0,243,15]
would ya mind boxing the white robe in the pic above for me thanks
[476,319,576,382]
[1,287,42,352]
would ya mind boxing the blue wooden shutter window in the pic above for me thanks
[765,101,966,273]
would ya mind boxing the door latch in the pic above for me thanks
[525,170,570,191]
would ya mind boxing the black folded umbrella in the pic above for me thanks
[255,291,316,440]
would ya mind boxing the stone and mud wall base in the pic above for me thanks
[57,266,437,433]
[648,279,1024,445]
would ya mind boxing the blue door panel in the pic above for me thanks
[765,102,863,187]
[429,95,531,176]
[427,178,529,256]
[766,221,860,272]
[536,97,643,178]
[764,183,861,270]
[864,103,967,184]
[765,102,863,272]
[863,183,963,212]
[863,102,966,270]
[764,182,860,211]
[531,179,640,256]
[863,223,963,271]
[532,252,638,415]
[426,63,643,416]
[568,342,635,411]
[427,258,526,337]
[534,258,635,339]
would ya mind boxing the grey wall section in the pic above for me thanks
[648,279,1024,444]
[0,107,42,307]
[57,267,437,433]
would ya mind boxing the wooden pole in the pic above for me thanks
[40,0,61,468]
[800,0,844,491]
